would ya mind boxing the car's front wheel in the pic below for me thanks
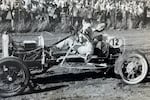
[119,51,149,84]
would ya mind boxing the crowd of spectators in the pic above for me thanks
[0,0,149,32]
[54,0,149,30]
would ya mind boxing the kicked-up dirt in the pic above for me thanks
[1,29,150,100]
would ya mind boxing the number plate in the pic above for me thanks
[109,38,123,48]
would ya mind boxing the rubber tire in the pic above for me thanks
[115,50,149,84]
[0,57,30,97]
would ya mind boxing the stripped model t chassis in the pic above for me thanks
[0,32,149,97]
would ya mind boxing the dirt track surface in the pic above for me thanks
[1,29,150,100]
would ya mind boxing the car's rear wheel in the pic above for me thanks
[119,51,148,84]
[0,57,29,97]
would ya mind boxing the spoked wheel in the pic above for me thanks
[120,51,148,84]
[0,57,29,97]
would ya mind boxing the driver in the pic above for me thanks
[77,19,94,57]
[55,18,94,61]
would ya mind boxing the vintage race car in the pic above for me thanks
[0,28,149,97]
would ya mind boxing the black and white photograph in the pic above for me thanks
[0,0,150,100]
